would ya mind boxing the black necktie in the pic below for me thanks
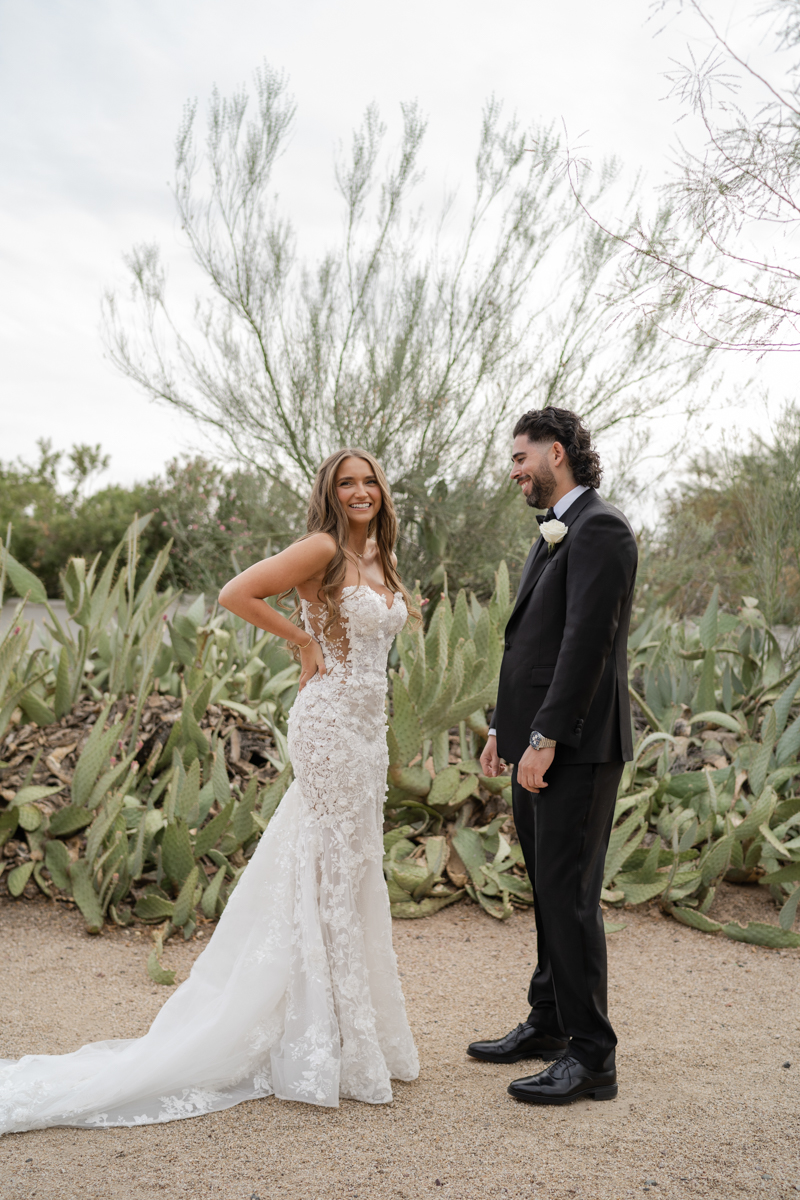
[536,508,555,525]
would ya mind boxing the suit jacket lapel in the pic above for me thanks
[516,535,546,597]
[511,537,548,618]
[509,489,599,621]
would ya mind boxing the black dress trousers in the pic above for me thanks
[512,758,624,1071]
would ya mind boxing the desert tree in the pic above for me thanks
[573,0,800,353]
[104,64,708,590]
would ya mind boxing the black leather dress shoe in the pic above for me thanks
[507,1055,618,1104]
[467,1023,568,1064]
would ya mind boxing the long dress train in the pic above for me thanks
[0,585,419,1132]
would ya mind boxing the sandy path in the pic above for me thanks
[0,894,798,1200]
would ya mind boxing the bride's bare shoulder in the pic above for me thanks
[292,533,339,597]
[302,532,338,559]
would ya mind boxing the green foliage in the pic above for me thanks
[147,927,177,986]
[639,405,800,624]
[7,860,35,897]
[454,819,532,919]
[4,512,800,965]
[0,515,297,973]
[382,828,465,919]
[0,442,304,600]
[381,565,533,918]
[388,564,511,775]
[0,600,39,742]
[607,589,800,947]
[138,457,304,594]
[395,476,548,604]
[0,439,163,600]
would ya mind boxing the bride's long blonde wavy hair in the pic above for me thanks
[284,448,419,642]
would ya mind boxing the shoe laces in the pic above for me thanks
[547,1054,579,1079]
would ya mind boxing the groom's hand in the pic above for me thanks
[517,745,555,794]
[480,735,506,778]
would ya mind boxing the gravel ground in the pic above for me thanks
[0,888,798,1200]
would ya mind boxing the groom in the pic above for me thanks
[470,405,637,1104]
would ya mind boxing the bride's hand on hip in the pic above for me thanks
[298,640,327,690]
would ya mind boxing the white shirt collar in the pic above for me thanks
[553,484,589,520]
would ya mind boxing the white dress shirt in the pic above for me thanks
[487,485,590,741]
[552,484,589,519]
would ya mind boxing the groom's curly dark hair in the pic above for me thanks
[513,406,603,489]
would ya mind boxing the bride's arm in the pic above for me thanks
[218,533,336,689]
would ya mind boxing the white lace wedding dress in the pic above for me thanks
[0,585,419,1133]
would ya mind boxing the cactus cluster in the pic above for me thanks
[3,517,800,967]
[381,566,533,917]
[0,516,296,979]
[603,588,800,947]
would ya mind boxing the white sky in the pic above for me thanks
[0,0,794,494]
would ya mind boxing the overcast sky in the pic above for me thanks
[0,0,793,492]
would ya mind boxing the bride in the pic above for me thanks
[0,448,420,1133]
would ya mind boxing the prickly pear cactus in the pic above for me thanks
[603,589,800,947]
[379,565,537,919]
[0,517,298,968]
[386,564,513,825]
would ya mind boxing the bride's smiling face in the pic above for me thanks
[335,456,383,528]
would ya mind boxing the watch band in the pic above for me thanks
[529,731,556,750]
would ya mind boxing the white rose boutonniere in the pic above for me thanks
[539,519,568,556]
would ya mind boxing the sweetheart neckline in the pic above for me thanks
[301,584,403,613]
[342,583,402,611]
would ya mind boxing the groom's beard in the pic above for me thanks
[524,461,557,510]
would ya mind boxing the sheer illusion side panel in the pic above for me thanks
[301,601,351,667]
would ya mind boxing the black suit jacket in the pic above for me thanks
[493,489,637,767]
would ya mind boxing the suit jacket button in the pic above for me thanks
[504,641,511,651]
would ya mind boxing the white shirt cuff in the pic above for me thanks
[487,728,496,738]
